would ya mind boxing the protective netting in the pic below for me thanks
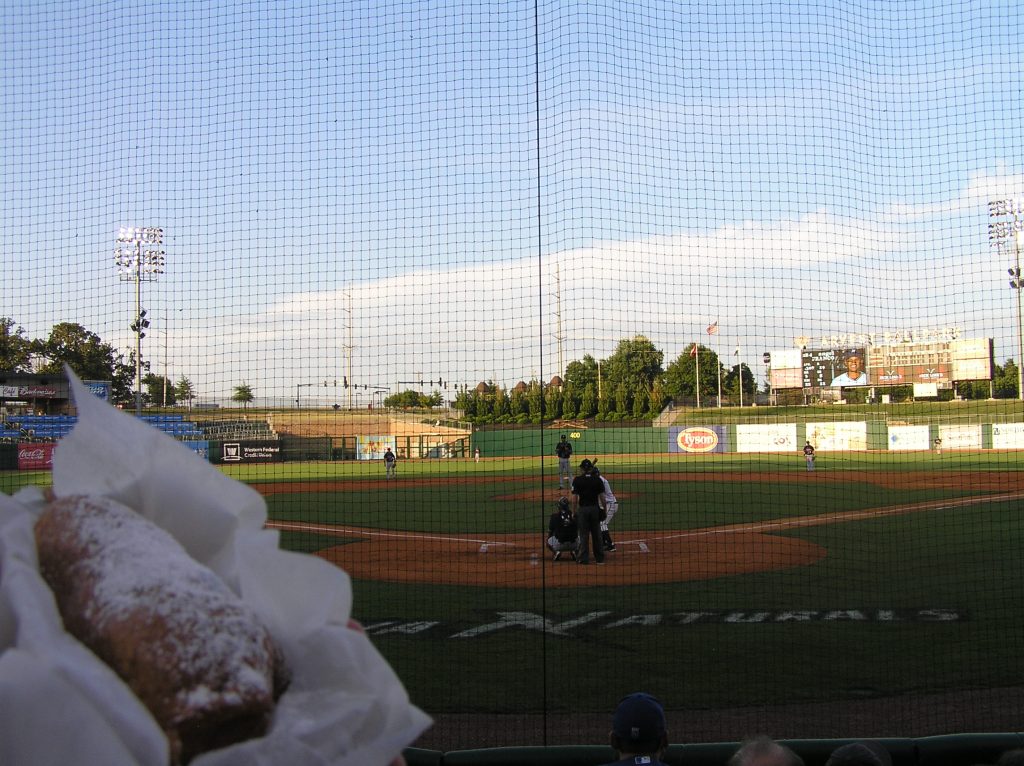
[4,0,1024,751]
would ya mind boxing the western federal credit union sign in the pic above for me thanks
[669,426,729,454]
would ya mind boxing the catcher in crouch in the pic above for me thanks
[547,496,579,561]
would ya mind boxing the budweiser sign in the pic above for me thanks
[20,386,60,398]
[18,443,55,470]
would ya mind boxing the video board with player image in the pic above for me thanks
[801,348,869,388]
[768,336,993,390]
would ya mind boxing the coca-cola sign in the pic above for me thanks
[18,442,56,470]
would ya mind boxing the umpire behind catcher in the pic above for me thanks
[571,458,606,564]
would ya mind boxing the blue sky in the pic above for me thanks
[3,0,1023,403]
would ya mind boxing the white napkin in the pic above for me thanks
[0,368,431,766]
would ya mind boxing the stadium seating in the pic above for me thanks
[196,419,276,440]
[402,733,1024,766]
[5,414,204,441]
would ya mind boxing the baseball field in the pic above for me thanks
[6,448,1024,748]
[234,449,1024,746]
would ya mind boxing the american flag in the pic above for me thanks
[706,320,719,336]
[690,343,698,357]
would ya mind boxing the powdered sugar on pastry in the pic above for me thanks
[35,494,289,765]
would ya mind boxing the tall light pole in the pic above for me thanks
[161,308,184,407]
[988,199,1024,400]
[115,226,165,415]
[342,292,354,410]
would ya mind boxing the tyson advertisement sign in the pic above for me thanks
[18,443,56,470]
[669,426,728,454]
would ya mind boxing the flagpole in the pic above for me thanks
[694,343,701,409]
[716,334,722,408]
[736,345,743,408]
[706,320,721,408]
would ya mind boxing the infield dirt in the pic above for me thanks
[259,470,1024,587]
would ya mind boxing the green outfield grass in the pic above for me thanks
[247,449,1024,720]
[5,448,1024,730]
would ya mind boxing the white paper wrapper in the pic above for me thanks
[0,369,431,766]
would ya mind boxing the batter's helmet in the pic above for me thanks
[557,496,570,510]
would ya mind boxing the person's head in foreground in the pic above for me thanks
[609,692,668,759]
[825,740,892,766]
[998,749,1024,766]
[729,735,805,766]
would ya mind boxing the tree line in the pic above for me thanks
[5,318,1017,417]
[0,316,196,408]
[401,334,1022,425]
[451,336,755,424]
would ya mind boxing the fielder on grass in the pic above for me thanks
[803,441,815,472]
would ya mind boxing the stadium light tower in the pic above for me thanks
[342,291,354,410]
[115,226,165,415]
[988,200,1024,400]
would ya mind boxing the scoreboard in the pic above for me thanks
[801,348,865,388]
[768,337,992,390]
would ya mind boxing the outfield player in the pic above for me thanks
[593,466,618,552]
[803,441,815,472]
[555,434,573,489]
[384,446,397,479]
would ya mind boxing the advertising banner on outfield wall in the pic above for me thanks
[669,426,729,453]
[992,423,1024,449]
[736,423,797,452]
[18,442,55,470]
[357,435,396,460]
[888,425,931,451]
[215,440,282,463]
[806,422,867,451]
[938,425,982,450]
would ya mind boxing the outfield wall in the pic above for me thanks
[471,422,1024,458]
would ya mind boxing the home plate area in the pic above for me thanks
[268,521,825,588]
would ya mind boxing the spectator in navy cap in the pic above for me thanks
[599,692,670,766]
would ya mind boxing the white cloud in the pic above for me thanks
[157,173,1024,403]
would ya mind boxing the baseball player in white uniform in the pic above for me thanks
[593,466,618,552]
